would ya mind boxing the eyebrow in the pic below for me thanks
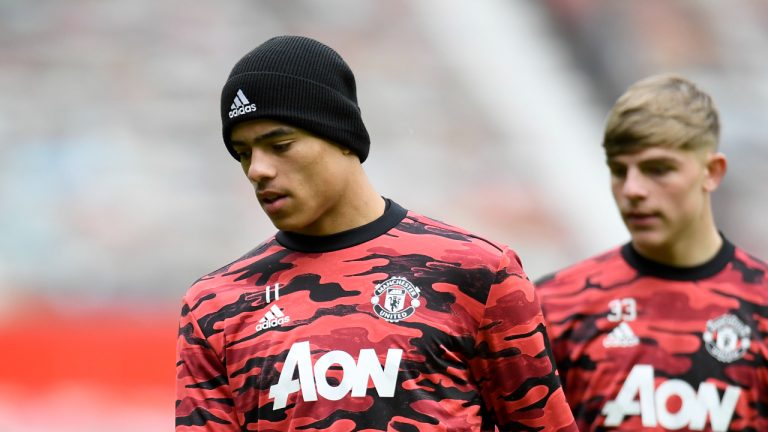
[231,127,298,146]
[607,155,679,165]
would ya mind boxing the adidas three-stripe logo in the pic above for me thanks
[230,89,250,110]
[256,303,290,332]
[257,284,289,332]
[228,89,257,119]
[603,322,639,348]
[262,304,285,322]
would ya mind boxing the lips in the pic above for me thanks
[257,189,283,202]
[624,211,659,227]
[257,190,288,214]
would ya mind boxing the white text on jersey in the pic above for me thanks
[268,341,402,410]
[602,364,741,431]
[256,304,290,332]
[265,283,280,303]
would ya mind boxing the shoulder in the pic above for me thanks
[400,210,524,272]
[534,245,625,289]
[182,236,280,306]
[733,245,768,267]
[402,212,504,250]
[731,244,768,284]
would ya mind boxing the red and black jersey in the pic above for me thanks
[175,200,576,431]
[536,238,768,431]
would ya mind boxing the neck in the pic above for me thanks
[341,175,386,230]
[294,163,385,236]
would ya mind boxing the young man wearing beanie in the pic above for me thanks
[535,74,768,431]
[175,36,577,431]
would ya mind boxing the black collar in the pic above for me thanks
[621,235,735,281]
[275,198,407,253]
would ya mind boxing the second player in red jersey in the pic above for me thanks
[536,74,768,431]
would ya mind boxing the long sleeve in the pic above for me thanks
[470,248,577,431]
[175,299,238,431]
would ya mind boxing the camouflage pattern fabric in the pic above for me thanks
[536,239,768,431]
[176,201,576,431]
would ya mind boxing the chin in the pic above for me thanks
[629,229,669,251]
[270,217,296,232]
[273,221,301,233]
[273,218,318,235]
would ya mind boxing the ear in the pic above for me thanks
[703,152,727,192]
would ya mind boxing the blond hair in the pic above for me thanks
[603,74,720,157]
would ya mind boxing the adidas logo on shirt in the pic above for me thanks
[603,322,639,348]
[256,304,290,332]
[228,89,257,118]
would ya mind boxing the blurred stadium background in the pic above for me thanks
[2,0,768,430]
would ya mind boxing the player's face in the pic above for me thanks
[607,146,718,252]
[229,119,357,236]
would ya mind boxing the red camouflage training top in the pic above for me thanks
[536,238,768,431]
[176,200,576,431]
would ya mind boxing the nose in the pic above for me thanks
[245,149,277,184]
[621,167,648,201]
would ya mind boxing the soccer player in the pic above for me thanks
[535,74,768,431]
[175,35,576,431]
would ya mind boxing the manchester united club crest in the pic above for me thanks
[371,277,421,322]
[702,313,751,363]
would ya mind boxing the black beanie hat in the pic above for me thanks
[220,36,370,162]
